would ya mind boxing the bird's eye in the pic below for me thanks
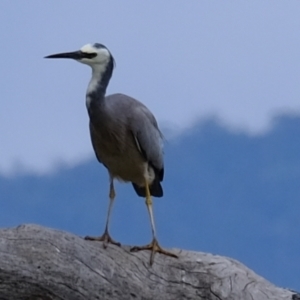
[82,52,97,59]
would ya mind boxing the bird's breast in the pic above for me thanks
[90,122,147,185]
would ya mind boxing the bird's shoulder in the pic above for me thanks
[105,93,159,129]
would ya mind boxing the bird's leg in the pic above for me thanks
[130,180,178,265]
[85,177,121,248]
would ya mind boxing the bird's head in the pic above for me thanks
[45,43,115,69]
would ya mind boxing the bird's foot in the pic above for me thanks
[85,230,121,249]
[130,238,178,265]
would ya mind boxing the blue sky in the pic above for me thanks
[1,1,300,174]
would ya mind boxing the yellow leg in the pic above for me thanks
[85,176,121,248]
[130,180,178,265]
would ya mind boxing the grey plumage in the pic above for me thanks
[45,43,177,265]
[88,93,164,197]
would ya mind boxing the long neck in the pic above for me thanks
[86,59,114,111]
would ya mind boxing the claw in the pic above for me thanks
[131,238,178,265]
[85,230,121,248]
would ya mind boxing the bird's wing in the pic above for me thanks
[130,104,164,181]
[104,93,164,180]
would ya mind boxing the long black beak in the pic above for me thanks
[44,51,83,60]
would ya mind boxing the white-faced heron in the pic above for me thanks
[45,43,177,265]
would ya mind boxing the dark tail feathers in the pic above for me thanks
[132,179,163,198]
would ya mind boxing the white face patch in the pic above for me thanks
[80,44,96,53]
[96,48,110,60]
[80,44,110,65]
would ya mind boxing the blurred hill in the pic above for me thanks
[1,114,300,290]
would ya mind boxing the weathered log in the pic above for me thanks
[0,224,298,300]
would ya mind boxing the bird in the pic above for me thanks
[45,43,178,265]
